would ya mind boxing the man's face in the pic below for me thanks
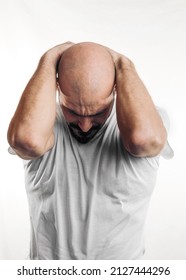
[59,89,114,144]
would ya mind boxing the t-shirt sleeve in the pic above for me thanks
[156,107,174,159]
[8,146,17,155]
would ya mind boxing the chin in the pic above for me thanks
[71,132,95,144]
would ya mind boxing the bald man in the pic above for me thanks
[7,42,173,259]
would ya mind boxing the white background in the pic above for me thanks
[0,0,185,260]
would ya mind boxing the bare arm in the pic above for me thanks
[108,50,167,157]
[7,42,74,159]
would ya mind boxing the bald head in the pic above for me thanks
[58,42,115,100]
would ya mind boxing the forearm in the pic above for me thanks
[7,52,57,157]
[115,56,167,157]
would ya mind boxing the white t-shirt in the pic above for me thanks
[9,103,173,259]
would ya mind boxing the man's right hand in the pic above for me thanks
[43,41,75,68]
[7,42,75,160]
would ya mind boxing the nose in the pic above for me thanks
[78,118,93,132]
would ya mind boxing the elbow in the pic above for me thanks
[7,130,44,158]
[126,130,167,157]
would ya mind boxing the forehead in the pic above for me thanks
[60,90,114,115]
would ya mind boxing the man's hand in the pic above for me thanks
[43,41,75,68]
[105,46,121,64]
[105,46,134,73]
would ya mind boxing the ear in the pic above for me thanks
[113,84,117,95]
[56,77,59,89]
